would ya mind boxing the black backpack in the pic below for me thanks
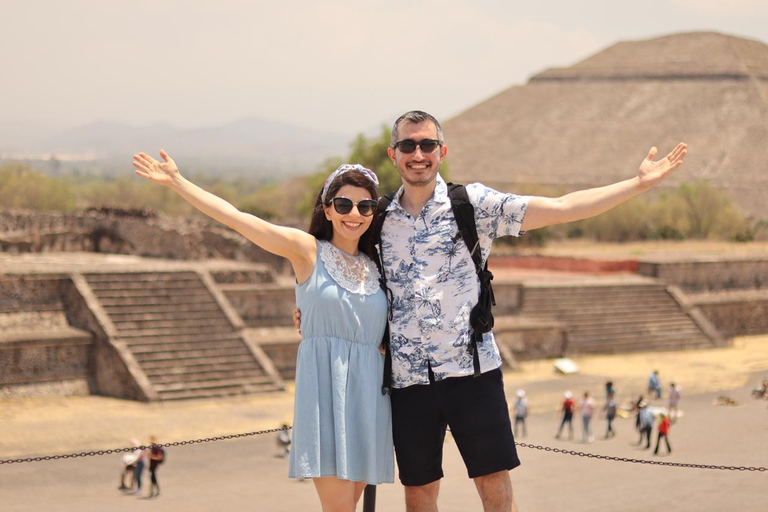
[372,183,495,394]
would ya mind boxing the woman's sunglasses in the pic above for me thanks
[330,197,378,217]
[392,138,442,154]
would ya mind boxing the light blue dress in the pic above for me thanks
[289,240,394,484]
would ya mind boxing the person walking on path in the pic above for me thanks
[603,392,617,439]
[297,110,686,511]
[654,413,672,455]
[147,435,165,499]
[133,438,146,495]
[638,402,655,449]
[648,370,662,399]
[513,390,528,438]
[556,391,575,440]
[668,382,682,423]
[134,153,393,511]
[604,380,614,400]
[276,423,291,458]
[118,439,141,491]
[580,392,595,443]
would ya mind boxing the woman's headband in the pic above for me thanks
[320,164,380,203]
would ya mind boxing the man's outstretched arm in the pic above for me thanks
[520,143,687,232]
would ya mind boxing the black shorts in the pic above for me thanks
[390,367,521,486]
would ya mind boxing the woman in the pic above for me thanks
[133,152,393,511]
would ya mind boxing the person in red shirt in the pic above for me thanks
[654,413,672,455]
[555,391,575,440]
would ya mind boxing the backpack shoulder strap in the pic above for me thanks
[446,183,483,274]
[372,193,395,395]
[370,193,393,271]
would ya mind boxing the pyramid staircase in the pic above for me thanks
[84,271,283,400]
[519,282,719,355]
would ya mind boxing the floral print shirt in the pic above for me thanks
[380,174,530,388]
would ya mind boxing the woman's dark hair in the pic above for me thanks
[307,169,379,259]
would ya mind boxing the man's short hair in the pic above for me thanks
[391,110,444,147]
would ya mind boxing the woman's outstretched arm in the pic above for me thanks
[133,150,316,281]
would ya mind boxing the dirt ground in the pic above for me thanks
[1,335,767,511]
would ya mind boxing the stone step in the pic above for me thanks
[522,308,682,320]
[103,303,222,315]
[570,336,712,354]
[143,360,261,377]
[570,330,708,345]
[148,367,267,384]
[133,346,252,362]
[522,296,673,308]
[120,331,242,345]
[97,295,216,307]
[153,375,273,392]
[106,309,227,321]
[557,315,695,327]
[571,322,700,337]
[112,317,232,331]
[116,324,235,338]
[85,272,201,283]
[139,354,257,370]
[130,339,246,354]
[91,288,212,299]
[86,280,208,291]
[524,286,667,296]
[157,381,281,401]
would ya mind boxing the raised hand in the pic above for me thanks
[132,149,180,187]
[637,143,687,191]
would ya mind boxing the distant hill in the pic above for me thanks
[0,118,351,178]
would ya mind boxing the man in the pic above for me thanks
[381,111,685,512]
[648,370,662,399]
[298,110,686,511]
[638,402,655,449]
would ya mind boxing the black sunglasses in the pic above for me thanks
[392,138,442,154]
[329,197,378,216]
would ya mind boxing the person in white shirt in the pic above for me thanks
[580,392,595,443]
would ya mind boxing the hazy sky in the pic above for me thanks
[1,0,766,136]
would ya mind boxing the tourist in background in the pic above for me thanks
[668,382,682,423]
[147,435,165,499]
[603,392,617,439]
[638,402,655,449]
[513,389,528,438]
[556,390,575,440]
[580,391,595,443]
[654,413,672,455]
[648,370,662,399]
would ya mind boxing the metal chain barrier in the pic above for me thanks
[1,428,765,472]
[0,426,290,466]
[516,442,766,472]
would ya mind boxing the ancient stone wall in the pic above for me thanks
[695,298,768,337]
[0,209,291,274]
[0,276,94,397]
[222,285,297,327]
[638,259,768,292]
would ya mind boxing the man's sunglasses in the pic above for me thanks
[329,197,378,217]
[392,138,442,154]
